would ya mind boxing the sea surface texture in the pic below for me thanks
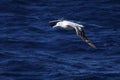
[0,0,120,80]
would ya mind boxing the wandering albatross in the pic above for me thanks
[49,19,97,49]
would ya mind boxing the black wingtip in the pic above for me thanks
[92,45,97,49]
[49,20,60,27]
[85,40,97,49]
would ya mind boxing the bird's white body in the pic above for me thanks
[54,20,84,30]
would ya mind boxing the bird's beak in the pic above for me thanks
[52,26,57,28]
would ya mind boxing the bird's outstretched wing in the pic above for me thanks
[74,26,97,49]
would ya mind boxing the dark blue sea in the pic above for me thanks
[0,0,120,80]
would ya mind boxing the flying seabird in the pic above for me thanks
[49,19,97,49]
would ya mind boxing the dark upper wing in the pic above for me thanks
[49,21,57,26]
[49,20,61,26]
[74,26,97,49]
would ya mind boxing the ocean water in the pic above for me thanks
[0,0,120,80]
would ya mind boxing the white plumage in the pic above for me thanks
[54,20,84,29]
[49,20,97,49]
